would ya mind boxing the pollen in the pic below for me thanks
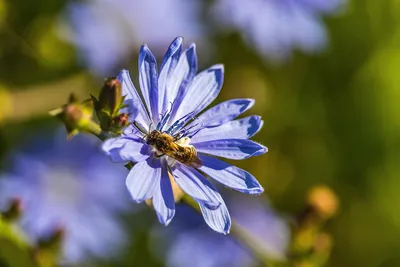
[175,136,191,147]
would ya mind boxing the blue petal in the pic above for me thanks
[191,116,263,143]
[139,45,159,123]
[199,195,231,234]
[166,44,198,128]
[158,37,183,114]
[160,36,183,73]
[118,70,151,128]
[193,98,255,127]
[102,136,150,163]
[123,99,140,123]
[172,64,224,123]
[194,139,267,160]
[152,164,175,225]
[126,157,161,203]
[198,154,264,194]
[172,163,221,209]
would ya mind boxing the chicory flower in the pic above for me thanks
[102,37,267,234]
[212,0,346,61]
[63,0,205,75]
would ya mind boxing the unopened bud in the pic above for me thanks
[50,93,98,140]
[37,225,65,249]
[313,232,332,254]
[1,198,23,221]
[35,226,65,266]
[92,77,127,133]
[98,77,122,116]
[111,113,130,129]
[307,185,339,220]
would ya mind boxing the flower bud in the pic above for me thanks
[35,226,65,266]
[313,232,332,255]
[307,185,339,220]
[50,93,98,140]
[1,198,23,221]
[39,226,65,247]
[98,77,122,116]
[111,113,130,129]
[92,77,127,132]
[292,186,338,256]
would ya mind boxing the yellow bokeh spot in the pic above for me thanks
[0,86,13,124]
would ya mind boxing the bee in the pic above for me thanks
[145,130,203,168]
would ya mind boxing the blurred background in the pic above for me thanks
[0,0,400,266]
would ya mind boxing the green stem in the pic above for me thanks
[86,121,108,141]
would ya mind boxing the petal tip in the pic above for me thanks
[223,221,231,235]
[158,211,175,226]
[140,44,154,59]
[175,36,183,43]
[212,64,224,72]
[259,119,264,129]
[242,186,264,195]
[251,145,268,157]
[255,186,265,194]
[117,69,130,80]
[188,42,196,50]
[246,98,256,108]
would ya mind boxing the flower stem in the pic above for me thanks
[86,121,108,141]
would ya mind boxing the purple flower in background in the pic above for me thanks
[212,0,346,61]
[62,0,205,75]
[0,130,129,263]
[102,37,267,234]
[151,197,289,267]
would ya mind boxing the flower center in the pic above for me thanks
[145,130,201,167]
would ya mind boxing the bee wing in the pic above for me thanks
[189,156,203,169]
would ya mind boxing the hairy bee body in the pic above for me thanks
[146,130,202,167]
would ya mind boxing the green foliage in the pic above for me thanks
[0,216,36,267]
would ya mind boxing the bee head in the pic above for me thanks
[146,138,153,145]
[145,130,160,146]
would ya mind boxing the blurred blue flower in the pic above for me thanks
[212,0,346,61]
[0,129,130,263]
[152,197,290,267]
[102,37,267,234]
[62,0,205,75]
